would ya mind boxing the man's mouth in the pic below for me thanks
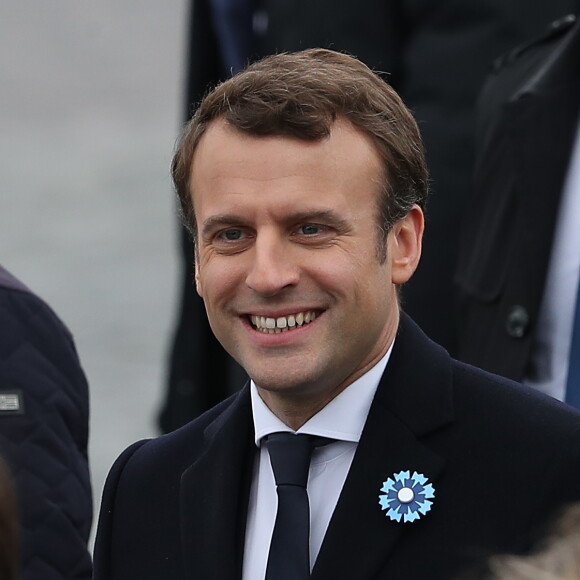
[249,310,319,334]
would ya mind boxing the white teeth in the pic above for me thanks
[250,310,318,332]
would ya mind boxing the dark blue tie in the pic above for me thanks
[565,282,580,408]
[265,433,314,580]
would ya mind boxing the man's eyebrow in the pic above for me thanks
[200,209,351,236]
[201,214,245,237]
[285,209,350,228]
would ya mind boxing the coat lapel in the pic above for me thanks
[180,387,255,580]
[312,315,453,580]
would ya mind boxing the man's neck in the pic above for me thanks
[256,345,394,430]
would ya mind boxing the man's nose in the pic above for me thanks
[245,235,299,296]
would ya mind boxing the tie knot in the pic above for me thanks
[265,433,314,488]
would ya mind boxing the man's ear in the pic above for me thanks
[390,205,424,285]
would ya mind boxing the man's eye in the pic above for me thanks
[219,229,244,241]
[299,224,324,235]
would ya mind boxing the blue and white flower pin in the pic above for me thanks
[379,470,435,523]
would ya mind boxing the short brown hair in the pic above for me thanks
[172,48,428,257]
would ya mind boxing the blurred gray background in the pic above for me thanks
[0,1,189,541]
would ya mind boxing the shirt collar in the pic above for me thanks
[251,344,393,447]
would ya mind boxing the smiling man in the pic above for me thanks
[94,50,580,580]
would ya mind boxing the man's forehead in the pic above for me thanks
[191,116,379,171]
[191,122,382,201]
[194,114,376,152]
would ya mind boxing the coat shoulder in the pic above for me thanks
[452,359,580,443]
[107,391,245,479]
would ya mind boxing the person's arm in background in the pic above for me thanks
[0,267,92,580]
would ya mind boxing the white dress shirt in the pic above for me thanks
[242,347,392,580]
[525,117,580,401]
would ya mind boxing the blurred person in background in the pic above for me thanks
[456,14,580,408]
[462,503,580,579]
[0,265,92,580]
[160,0,579,433]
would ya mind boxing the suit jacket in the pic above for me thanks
[95,314,580,579]
[456,15,580,381]
[160,0,578,433]
[0,266,92,580]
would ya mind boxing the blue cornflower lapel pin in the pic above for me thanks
[379,470,435,523]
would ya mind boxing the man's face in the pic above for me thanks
[191,118,421,416]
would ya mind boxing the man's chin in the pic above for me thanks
[251,371,322,399]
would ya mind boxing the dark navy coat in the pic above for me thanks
[95,314,580,579]
[0,265,92,580]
